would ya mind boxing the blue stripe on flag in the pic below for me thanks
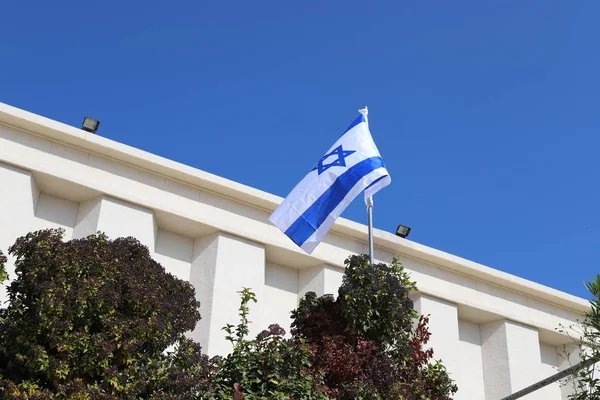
[284,156,385,247]
[365,174,387,190]
[343,114,365,134]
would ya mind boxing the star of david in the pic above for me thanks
[311,145,356,175]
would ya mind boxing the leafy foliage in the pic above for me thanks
[559,275,600,399]
[0,229,211,399]
[205,288,327,400]
[292,254,457,399]
[0,250,7,284]
[0,230,457,399]
[339,254,417,345]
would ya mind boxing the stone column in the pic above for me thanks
[189,232,265,356]
[480,319,544,399]
[0,162,39,303]
[457,320,486,400]
[412,294,461,382]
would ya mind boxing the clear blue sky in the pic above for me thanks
[1,1,598,298]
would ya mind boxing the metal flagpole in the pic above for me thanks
[500,354,600,400]
[367,196,374,265]
[359,105,375,265]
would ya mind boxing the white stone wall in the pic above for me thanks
[0,163,39,302]
[413,294,461,382]
[32,192,78,238]
[264,262,298,335]
[540,343,563,399]
[298,264,344,300]
[0,106,590,399]
[154,229,194,281]
[458,320,486,399]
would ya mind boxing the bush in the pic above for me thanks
[0,229,210,399]
[0,231,457,399]
[291,254,457,399]
[205,288,327,400]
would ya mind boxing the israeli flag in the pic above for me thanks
[269,107,391,254]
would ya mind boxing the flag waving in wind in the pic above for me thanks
[269,107,391,254]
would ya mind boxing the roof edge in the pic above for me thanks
[0,102,590,313]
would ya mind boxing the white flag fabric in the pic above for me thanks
[269,108,391,254]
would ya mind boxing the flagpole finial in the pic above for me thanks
[358,106,368,116]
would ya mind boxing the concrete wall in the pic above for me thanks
[458,320,486,400]
[32,192,78,238]
[0,163,39,302]
[264,262,298,335]
[154,229,194,281]
[0,104,591,399]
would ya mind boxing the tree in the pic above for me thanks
[0,229,211,399]
[559,275,600,399]
[291,255,458,399]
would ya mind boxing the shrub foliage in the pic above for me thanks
[0,229,210,399]
[558,275,600,399]
[0,230,457,399]
[205,288,327,400]
[292,255,457,399]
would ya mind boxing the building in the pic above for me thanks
[0,102,588,399]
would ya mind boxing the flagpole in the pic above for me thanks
[366,196,374,265]
[358,106,375,265]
